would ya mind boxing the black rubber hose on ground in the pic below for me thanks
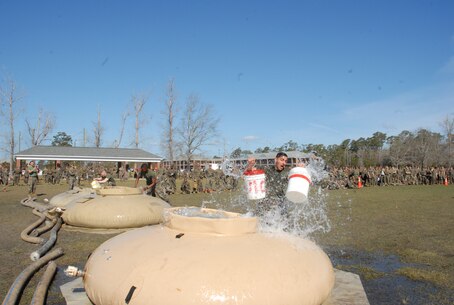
[1,247,64,305]
[29,261,57,305]
[30,217,62,261]
[20,209,46,244]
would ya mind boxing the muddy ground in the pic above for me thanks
[0,180,453,305]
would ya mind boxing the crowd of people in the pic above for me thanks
[132,165,241,201]
[325,165,454,190]
[0,162,121,195]
[1,161,452,201]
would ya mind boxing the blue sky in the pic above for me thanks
[1,0,453,158]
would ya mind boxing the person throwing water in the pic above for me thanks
[245,152,306,216]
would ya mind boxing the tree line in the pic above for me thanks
[231,121,453,168]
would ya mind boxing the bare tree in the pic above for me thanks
[161,78,177,161]
[412,129,442,168]
[93,106,104,148]
[439,114,454,167]
[177,94,219,169]
[0,76,24,174]
[25,108,56,146]
[132,93,149,148]
[113,110,129,148]
[387,131,414,166]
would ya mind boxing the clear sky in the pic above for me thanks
[1,0,453,158]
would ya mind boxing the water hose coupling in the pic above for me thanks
[64,265,85,277]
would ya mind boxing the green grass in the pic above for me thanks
[396,267,449,287]
[336,264,386,281]
[0,180,453,304]
[314,185,454,289]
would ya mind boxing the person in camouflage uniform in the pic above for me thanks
[180,172,191,194]
[2,166,9,186]
[27,161,39,199]
[155,181,168,202]
[13,167,21,186]
[168,167,177,193]
[54,164,62,184]
[76,167,84,187]
[204,168,216,192]
[0,165,3,186]
[214,170,226,192]
[67,165,77,190]
[135,164,157,197]
[118,166,128,181]
[196,173,204,193]
[45,168,53,184]
[155,168,178,202]
[23,166,29,184]
[246,152,294,216]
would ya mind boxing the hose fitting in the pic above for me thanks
[64,266,85,277]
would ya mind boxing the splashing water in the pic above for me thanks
[171,207,232,219]
[257,185,331,238]
[220,159,243,178]
[267,157,330,237]
[304,157,329,183]
[197,157,332,239]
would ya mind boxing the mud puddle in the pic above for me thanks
[325,246,454,305]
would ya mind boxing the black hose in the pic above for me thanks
[1,248,64,305]
[30,261,57,305]
[30,217,62,261]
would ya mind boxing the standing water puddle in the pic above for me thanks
[325,247,453,305]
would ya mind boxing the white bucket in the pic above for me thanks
[243,170,266,200]
[91,180,101,189]
[286,167,311,203]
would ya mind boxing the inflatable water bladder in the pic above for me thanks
[49,187,95,208]
[83,207,334,305]
[61,186,170,229]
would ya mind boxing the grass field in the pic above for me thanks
[0,180,453,304]
[315,185,454,304]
